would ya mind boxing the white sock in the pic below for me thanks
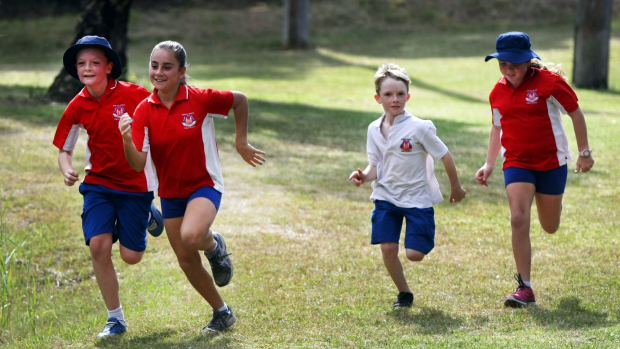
[523,280,532,288]
[108,306,125,321]
[216,303,228,313]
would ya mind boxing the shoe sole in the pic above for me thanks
[212,232,233,287]
[504,297,536,308]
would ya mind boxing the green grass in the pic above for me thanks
[1,5,619,348]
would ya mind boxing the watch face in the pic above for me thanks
[582,149,591,157]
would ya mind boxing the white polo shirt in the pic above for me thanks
[367,111,449,208]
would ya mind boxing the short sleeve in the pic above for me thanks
[367,126,380,166]
[131,100,150,153]
[52,102,82,151]
[205,89,234,119]
[550,76,579,114]
[420,123,449,161]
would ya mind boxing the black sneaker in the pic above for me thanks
[204,232,233,287]
[203,306,236,333]
[147,203,164,237]
[393,291,414,308]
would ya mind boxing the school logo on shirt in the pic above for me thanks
[525,90,539,104]
[112,105,127,119]
[182,113,196,128]
[400,139,413,152]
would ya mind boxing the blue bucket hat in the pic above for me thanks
[485,31,541,64]
[62,35,122,80]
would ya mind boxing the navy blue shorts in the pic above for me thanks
[371,200,435,254]
[160,186,222,219]
[504,164,567,195]
[80,183,154,252]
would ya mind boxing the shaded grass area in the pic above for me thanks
[1,6,620,349]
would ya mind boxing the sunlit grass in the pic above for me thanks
[0,5,619,349]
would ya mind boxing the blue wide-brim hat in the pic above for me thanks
[485,31,541,64]
[63,35,122,80]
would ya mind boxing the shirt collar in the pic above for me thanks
[78,78,118,99]
[374,110,412,128]
[148,84,189,105]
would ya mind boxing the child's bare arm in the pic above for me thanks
[441,151,466,203]
[231,91,266,167]
[567,107,594,173]
[475,125,501,186]
[119,114,148,172]
[349,164,377,187]
[58,149,79,186]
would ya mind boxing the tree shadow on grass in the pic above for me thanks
[387,307,465,334]
[528,296,618,330]
[95,329,241,349]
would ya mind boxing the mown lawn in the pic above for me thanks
[0,5,619,349]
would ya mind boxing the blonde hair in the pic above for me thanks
[530,59,567,81]
[374,63,411,94]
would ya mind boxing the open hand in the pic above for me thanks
[236,143,266,167]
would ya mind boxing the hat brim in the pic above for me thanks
[63,43,122,80]
[484,50,541,64]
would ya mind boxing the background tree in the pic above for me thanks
[572,0,614,89]
[47,0,133,102]
[283,0,310,49]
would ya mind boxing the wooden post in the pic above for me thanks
[283,0,310,49]
[572,0,613,89]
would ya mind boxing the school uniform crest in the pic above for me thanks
[182,113,196,128]
[400,139,413,152]
[113,105,127,119]
[525,90,539,104]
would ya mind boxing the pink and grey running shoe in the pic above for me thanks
[504,274,536,307]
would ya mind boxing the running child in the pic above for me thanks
[53,36,164,338]
[119,41,266,332]
[349,63,466,308]
[476,31,594,307]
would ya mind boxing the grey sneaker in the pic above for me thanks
[393,291,414,308]
[203,306,236,333]
[204,232,233,287]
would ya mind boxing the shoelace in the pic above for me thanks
[210,252,233,271]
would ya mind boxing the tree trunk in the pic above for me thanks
[572,0,613,89]
[47,0,133,102]
[283,0,310,49]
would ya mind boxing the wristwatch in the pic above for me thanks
[578,149,592,157]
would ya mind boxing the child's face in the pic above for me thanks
[150,48,186,93]
[498,60,529,88]
[76,48,112,87]
[375,77,410,118]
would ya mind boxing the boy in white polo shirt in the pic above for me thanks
[349,63,466,308]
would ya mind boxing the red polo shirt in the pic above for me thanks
[131,85,234,199]
[490,67,579,171]
[53,78,156,192]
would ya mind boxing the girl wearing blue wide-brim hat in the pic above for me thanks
[477,31,595,309]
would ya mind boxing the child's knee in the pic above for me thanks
[380,242,399,257]
[120,250,144,265]
[88,234,112,260]
[541,221,560,234]
[406,249,425,262]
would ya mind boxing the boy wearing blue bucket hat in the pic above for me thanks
[53,36,164,337]
[476,32,594,307]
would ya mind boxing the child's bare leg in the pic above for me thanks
[405,249,425,262]
[119,245,145,265]
[535,193,563,234]
[89,233,120,310]
[506,183,536,281]
[381,242,411,292]
[165,215,225,309]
